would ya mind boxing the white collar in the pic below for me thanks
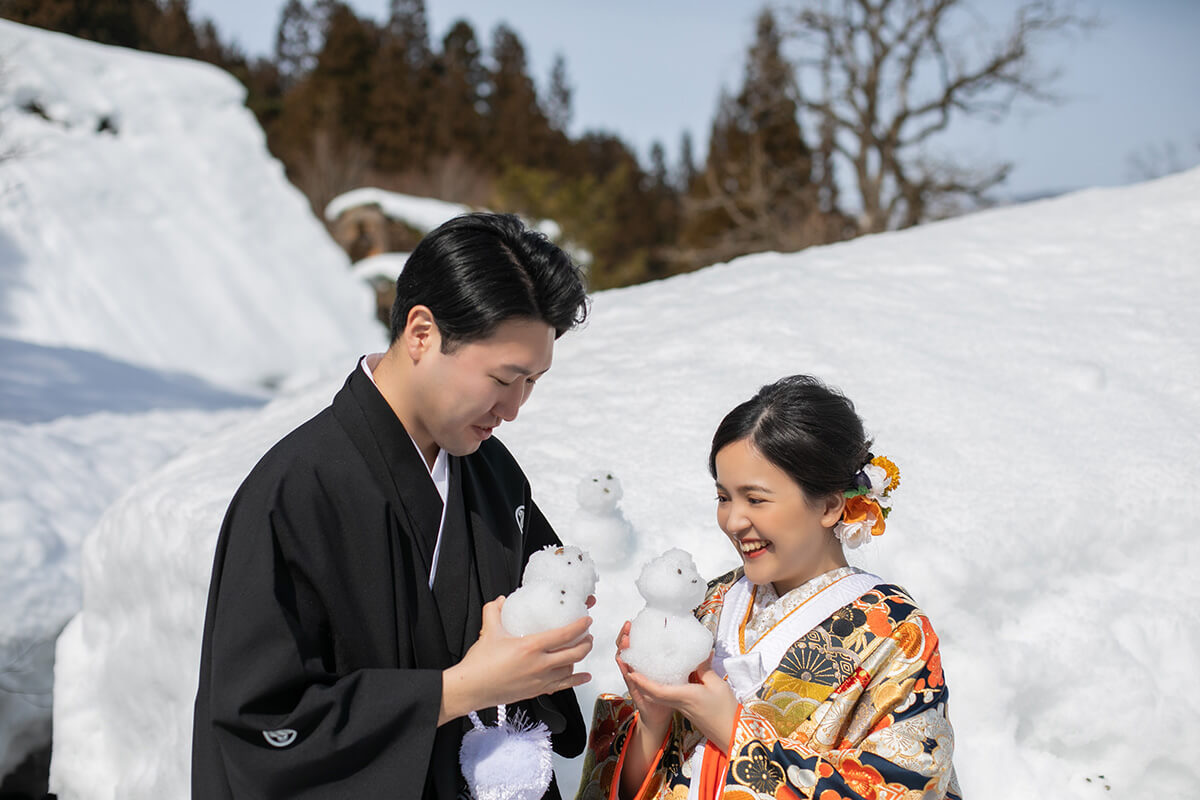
[360,354,448,498]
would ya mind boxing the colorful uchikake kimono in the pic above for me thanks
[577,566,961,800]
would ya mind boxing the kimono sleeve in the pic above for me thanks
[723,613,961,800]
[198,478,442,798]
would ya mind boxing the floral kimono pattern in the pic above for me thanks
[576,568,961,800]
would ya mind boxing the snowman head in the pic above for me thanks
[523,544,599,597]
[576,471,623,513]
[636,548,706,612]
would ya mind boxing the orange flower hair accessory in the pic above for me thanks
[834,455,900,549]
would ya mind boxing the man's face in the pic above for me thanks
[413,317,555,456]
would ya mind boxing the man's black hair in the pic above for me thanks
[389,212,588,350]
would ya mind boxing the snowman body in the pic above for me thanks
[621,548,713,685]
[568,472,634,567]
[500,544,597,636]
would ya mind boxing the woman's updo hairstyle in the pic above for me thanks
[708,375,872,501]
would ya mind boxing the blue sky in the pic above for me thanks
[190,0,1200,199]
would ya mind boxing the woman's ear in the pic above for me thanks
[819,492,846,528]
[403,305,438,362]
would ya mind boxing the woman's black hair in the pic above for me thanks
[709,375,873,500]
[389,212,589,350]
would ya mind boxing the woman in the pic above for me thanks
[577,376,961,800]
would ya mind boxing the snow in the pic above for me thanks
[43,163,1200,798]
[0,20,383,392]
[325,187,473,231]
[0,19,383,784]
[1,15,1195,800]
[325,187,565,252]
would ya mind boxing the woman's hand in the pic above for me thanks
[623,653,739,754]
[615,620,676,800]
[614,621,673,739]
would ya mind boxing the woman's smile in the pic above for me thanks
[737,538,771,557]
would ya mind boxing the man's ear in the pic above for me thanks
[403,305,439,362]
[819,492,846,528]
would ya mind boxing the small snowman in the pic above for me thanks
[568,471,634,567]
[500,544,598,636]
[462,545,599,800]
[620,548,713,685]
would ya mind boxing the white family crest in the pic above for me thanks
[514,504,526,531]
[262,728,298,748]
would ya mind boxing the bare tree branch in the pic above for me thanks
[784,0,1095,232]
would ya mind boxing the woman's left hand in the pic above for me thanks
[623,653,739,754]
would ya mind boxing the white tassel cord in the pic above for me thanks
[459,704,552,800]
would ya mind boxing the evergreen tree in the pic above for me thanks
[1,0,158,49]
[545,54,572,134]
[679,8,834,268]
[275,0,319,88]
[383,0,429,67]
[430,19,487,160]
[150,0,199,58]
[676,130,697,192]
[485,24,552,168]
[311,3,377,144]
[368,0,434,173]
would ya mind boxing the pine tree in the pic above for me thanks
[676,130,697,192]
[545,54,572,134]
[368,0,433,173]
[275,0,319,88]
[430,19,487,160]
[679,8,837,268]
[485,24,552,168]
[312,3,377,144]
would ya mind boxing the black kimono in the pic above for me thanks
[192,364,585,799]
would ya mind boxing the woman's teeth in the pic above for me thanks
[739,540,768,553]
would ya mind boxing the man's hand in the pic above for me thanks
[439,596,593,725]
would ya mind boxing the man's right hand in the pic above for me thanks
[439,596,593,725]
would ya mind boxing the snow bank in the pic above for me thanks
[325,187,472,231]
[0,337,259,778]
[52,166,1200,798]
[0,19,386,785]
[325,187,565,250]
[0,20,383,392]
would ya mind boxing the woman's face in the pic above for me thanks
[714,438,846,595]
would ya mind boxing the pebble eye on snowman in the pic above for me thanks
[620,548,714,685]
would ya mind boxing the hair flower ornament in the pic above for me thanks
[835,455,900,549]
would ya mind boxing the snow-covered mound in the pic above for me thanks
[53,167,1200,799]
[0,20,382,391]
[325,187,567,262]
[0,19,386,787]
[0,336,260,780]
[325,187,474,232]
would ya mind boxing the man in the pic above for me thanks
[192,213,593,798]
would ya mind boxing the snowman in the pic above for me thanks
[500,544,598,637]
[620,548,713,685]
[567,471,634,567]
[462,545,599,800]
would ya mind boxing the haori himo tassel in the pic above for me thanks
[459,704,553,800]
